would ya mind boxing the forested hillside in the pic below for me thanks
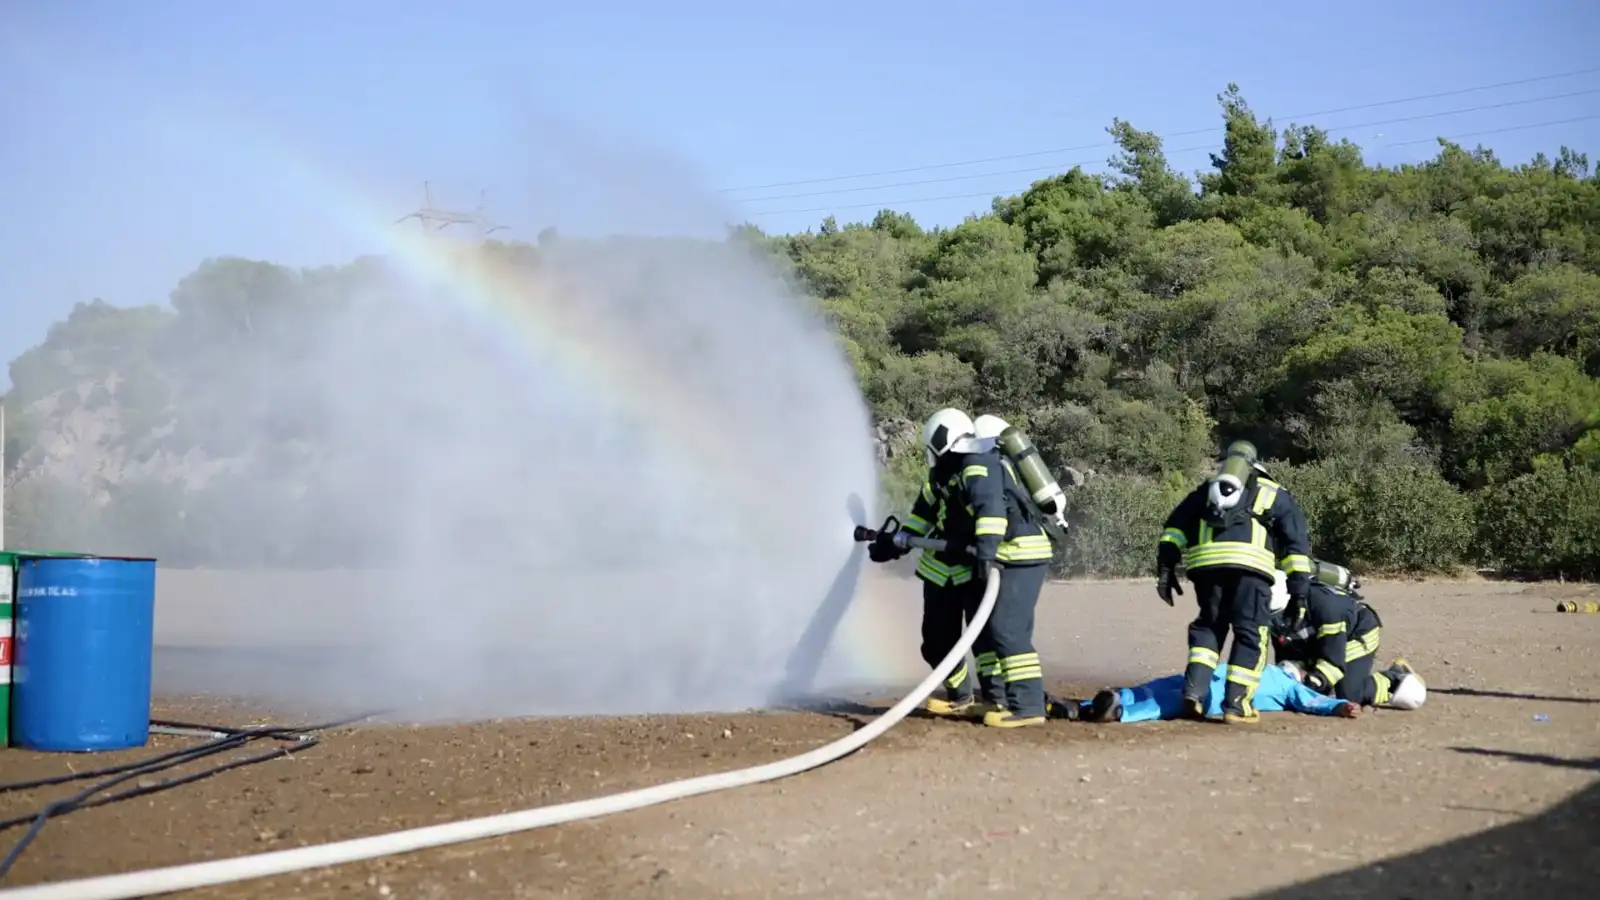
[5,86,1598,577]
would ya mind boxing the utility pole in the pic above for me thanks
[396,181,509,242]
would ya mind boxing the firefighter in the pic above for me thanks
[1156,440,1314,724]
[868,409,998,719]
[1268,562,1426,709]
[869,408,1055,727]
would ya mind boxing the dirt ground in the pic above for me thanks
[3,578,1598,899]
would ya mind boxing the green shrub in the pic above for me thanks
[1057,473,1188,577]
[1473,464,1600,579]
[1273,457,1473,573]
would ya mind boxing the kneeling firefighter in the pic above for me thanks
[1268,562,1426,710]
[1157,440,1314,724]
[868,408,1057,727]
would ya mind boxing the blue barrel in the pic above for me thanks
[13,556,158,752]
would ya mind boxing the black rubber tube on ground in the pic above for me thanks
[0,711,383,882]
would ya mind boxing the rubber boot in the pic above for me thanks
[1221,680,1259,725]
[924,685,977,717]
[1045,693,1083,721]
[1181,662,1212,721]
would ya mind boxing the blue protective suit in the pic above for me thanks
[1109,663,1349,723]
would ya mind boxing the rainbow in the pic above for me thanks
[141,92,921,689]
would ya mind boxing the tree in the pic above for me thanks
[6,84,1598,576]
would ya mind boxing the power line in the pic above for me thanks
[735,88,1600,204]
[1383,113,1600,147]
[717,66,1600,193]
[740,114,1600,218]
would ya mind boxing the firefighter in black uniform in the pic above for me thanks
[1269,561,1420,707]
[869,407,1056,728]
[1157,440,1314,724]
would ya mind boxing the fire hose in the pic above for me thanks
[0,521,996,900]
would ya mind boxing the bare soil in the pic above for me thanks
[2,579,1597,899]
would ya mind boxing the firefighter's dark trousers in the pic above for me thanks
[919,579,1002,704]
[1183,569,1272,717]
[1338,605,1385,705]
[989,562,1048,718]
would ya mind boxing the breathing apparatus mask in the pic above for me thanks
[1206,440,1262,518]
[1267,569,1307,643]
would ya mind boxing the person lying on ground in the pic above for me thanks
[1044,661,1360,724]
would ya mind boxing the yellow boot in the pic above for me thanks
[983,708,1047,729]
[924,695,977,717]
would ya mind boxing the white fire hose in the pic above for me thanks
[0,537,996,900]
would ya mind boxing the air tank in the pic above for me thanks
[997,425,1063,510]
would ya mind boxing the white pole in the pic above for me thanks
[1,398,7,551]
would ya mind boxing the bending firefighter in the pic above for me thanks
[1157,440,1314,724]
[1044,662,1362,724]
[1269,561,1426,710]
[867,408,1057,728]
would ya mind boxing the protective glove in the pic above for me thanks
[867,529,907,563]
[971,556,994,583]
[1156,566,1183,606]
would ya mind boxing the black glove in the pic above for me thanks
[867,530,905,564]
[971,557,993,583]
[1157,566,1183,607]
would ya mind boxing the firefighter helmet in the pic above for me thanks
[921,408,980,467]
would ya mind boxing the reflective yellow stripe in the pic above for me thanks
[1189,647,1220,666]
[975,516,1008,536]
[998,534,1054,562]
[976,652,1002,676]
[1280,554,1312,574]
[1346,628,1380,661]
[1253,484,1279,515]
[1002,652,1043,682]
[1227,625,1272,710]
[1374,672,1394,705]
[1161,527,1188,549]
[920,482,935,504]
[1316,622,1347,638]
[1183,543,1276,573]
[903,514,931,536]
[1187,488,1279,575]
[962,464,989,483]
[1315,659,1344,686]
[916,553,974,586]
[946,663,969,691]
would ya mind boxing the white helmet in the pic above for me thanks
[1277,660,1306,683]
[1268,569,1290,615]
[922,408,980,466]
[1387,673,1427,710]
[974,414,1010,440]
[973,414,1010,452]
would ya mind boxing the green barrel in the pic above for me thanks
[1,558,10,748]
[0,549,90,748]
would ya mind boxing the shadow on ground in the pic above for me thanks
[1246,781,1599,900]
[1433,687,1599,705]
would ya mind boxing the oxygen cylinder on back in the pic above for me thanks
[1314,560,1356,592]
[997,426,1063,511]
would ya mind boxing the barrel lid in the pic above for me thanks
[3,551,157,565]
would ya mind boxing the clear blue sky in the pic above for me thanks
[2,1,1597,383]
